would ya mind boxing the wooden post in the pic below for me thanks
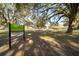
[9,22,11,49]
[23,25,25,41]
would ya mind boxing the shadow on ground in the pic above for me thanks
[0,30,79,56]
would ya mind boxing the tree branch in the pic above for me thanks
[48,12,65,19]
[56,14,67,23]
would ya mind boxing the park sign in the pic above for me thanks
[11,17,25,31]
[11,24,24,31]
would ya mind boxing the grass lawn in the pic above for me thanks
[0,32,8,40]
[0,29,79,56]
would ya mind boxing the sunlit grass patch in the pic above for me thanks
[67,40,79,48]
[40,35,55,42]
[0,44,9,53]
[0,32,8,40]
[73,30,79,35]
[5,50,15,56]
[40,35,61,47]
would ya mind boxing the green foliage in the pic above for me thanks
[25,21,33,26]
[0,16,7,25]
[36,17,46,28]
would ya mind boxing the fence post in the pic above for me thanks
[23,25,25,41]
[9,22,11,49]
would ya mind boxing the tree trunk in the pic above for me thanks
[66,3,79,33]
[9,23,11,49]
[66,17,74,33]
